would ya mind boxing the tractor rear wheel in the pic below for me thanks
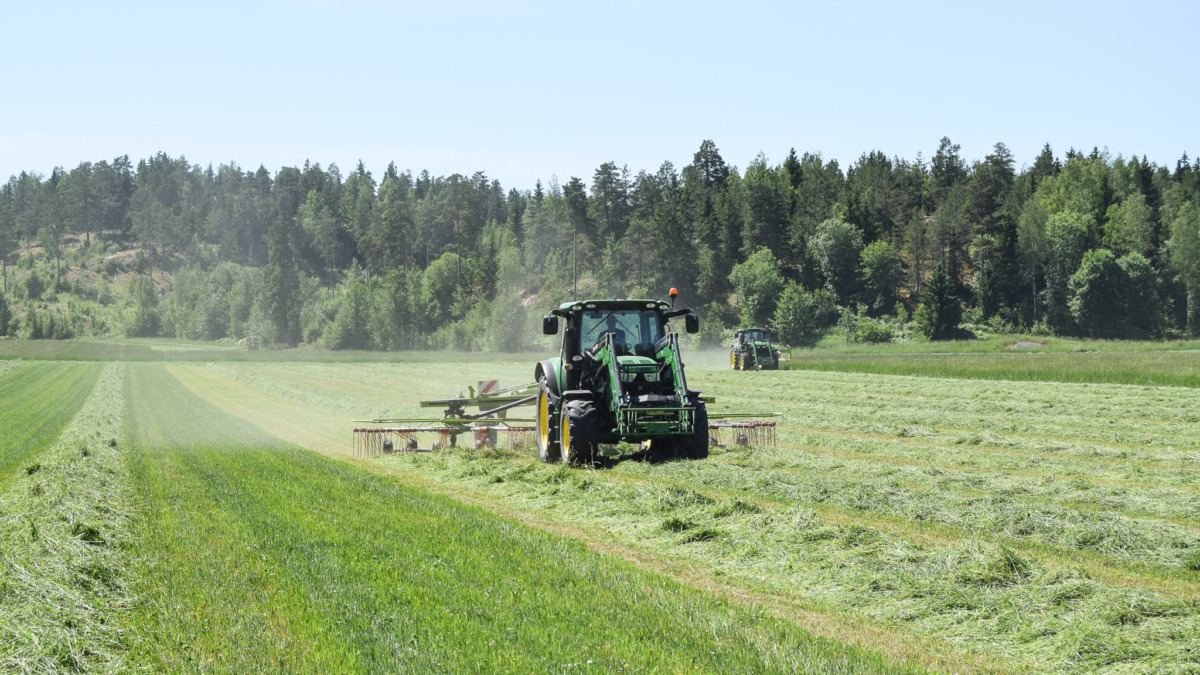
[560,399,600,465]
[536,378,560,463]
[729,350,736,370]
[680,402,710,459]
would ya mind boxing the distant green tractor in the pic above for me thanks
[729,327,781,370]
[535,291,708,464]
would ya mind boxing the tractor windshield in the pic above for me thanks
[581,309,663,356]
[744,329,766,342]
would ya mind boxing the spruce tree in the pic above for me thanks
[915,263,962,340]
[265,218,300,346]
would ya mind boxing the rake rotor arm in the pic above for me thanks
[455,394,536,420]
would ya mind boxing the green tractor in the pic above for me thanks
[729,327,781,371]
[535,291,709,464]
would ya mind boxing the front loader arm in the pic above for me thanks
[655,333,692,405]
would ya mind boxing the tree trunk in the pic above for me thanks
[1031,278,1038,322]
[1189,286,1197,337]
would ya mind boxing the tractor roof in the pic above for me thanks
[556,299,672,311]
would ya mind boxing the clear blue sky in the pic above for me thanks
[3,0,1197,189]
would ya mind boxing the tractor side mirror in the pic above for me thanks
[542,315,559,335]
[685,313,699,334]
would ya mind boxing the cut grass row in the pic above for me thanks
[184,360,1200,672]
[380,447,1200,672]
[123,363,914,672]
[0,363,133,672]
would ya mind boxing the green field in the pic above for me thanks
[782,350,1200,387]
[780,334,1200,387]
[3,340,1200,672]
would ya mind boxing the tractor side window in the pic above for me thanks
[638,312,663,354]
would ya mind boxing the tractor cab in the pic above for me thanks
[738,328,768,344]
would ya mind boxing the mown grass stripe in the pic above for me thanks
[0,362,102,483]
[123,363,355,672]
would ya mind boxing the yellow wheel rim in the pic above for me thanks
[560,411,571,462]
[537,388,550,451]
[730,351,735,368]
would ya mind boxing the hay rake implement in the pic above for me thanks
[352,380,539,458]
[352,378,780,459]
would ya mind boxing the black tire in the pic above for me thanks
[536,378,560,463]
[680,402,710,459]
[560,399,600,465]
[646,437,677,461]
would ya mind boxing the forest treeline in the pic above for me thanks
[1,139,1199,349]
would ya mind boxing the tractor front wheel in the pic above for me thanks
[560,399,600,465]
[536,378,560,463]
[680,402,710,460]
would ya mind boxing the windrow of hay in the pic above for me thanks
[0,359,26,379]
[0,363,134,672]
